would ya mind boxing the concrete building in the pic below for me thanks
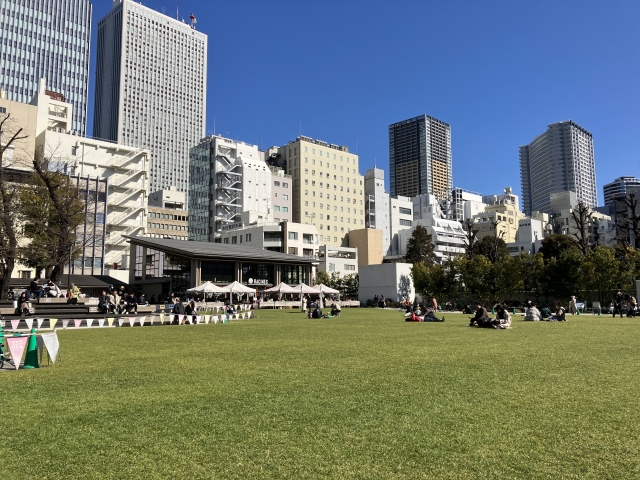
[0,0,92,135]
[271,167,293,223]
[389,114,452,200]
[396,197,466,263]
[215,211,320,259]
[547,192,616,246]
[348,228,383,266]
[483,187,520,213]
[318,245,358,276]
[358,263,415,304]
[473,189,526,243]
[364,167,413,256]
[451,188,485,222]
[507,218,545,256]
[93,0,207,196]
[277,136,365,247]
[188,135,271,241]
[520,120,597,215]
[147,188,188,241]
[603,176,640,205]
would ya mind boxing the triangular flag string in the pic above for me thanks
[6,336,28,370]
[49,319,58,330]
[11,319,20,330]
[108,318,115,327]
[25,318,34,330]
[37,318,45,329]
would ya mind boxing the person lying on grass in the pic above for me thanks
[549,304,566,322]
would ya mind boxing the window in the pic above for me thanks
[400,219,412,226]
[20,270,32,279]
[274,206,281,211]
[274,181,280,186]
[399,207,411,215]
[283,182,289,188]
[223,238,229,244]
[283,207,289,212]
[231,236,237,244]
[282,194,289,200]
[246,234,251,242]
[289,232,298,240]
[288,247,298,255]
[0,107,6,114]
[345,264,356,271]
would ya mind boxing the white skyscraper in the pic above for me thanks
[93,0,207,196]
[520,120,597,215]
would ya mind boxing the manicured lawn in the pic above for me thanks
[2,309,639,479]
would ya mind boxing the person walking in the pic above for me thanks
[432,297,438,312]
[302,294,307,313]
[568,296,578,315]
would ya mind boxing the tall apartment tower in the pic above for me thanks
[389,114,452,200]
[277,136,365,247]
[603,176,640,205]
[0,0,92,135]
[94,0,207,196]
[520,120,597,216]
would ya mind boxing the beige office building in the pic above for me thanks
[349,228,383,266]
[278,136,365,247]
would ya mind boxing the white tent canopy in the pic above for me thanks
[292,283,320,294]
[263,282,298,294]
[186,281,229,294]
[314,283,340,295]
[225,281,257,295]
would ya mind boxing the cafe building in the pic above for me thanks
[126,236,317,297]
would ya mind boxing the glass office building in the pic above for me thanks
[0,0,92,135]
[93,0,207,198]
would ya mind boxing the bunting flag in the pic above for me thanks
[205,315,210,324]
[160,314,165,324]
[139,316,146,326]
[74,319,82,328]
[108,318,115,327]
[37,318,45,329]
[11,319,20,330]
[128,317,135,327]
[196,316,202,324]
[36,335,45,364]
[213,316,218,324]
[98,319,105,327]
[40,332,60,364]
[149,316,155,325]
[86,319,94,328]
[50,319,58,330]
[178,314,184,325]
[6,336,28,369]
[62,320,69,329]
[25,318,34,330]
[187,316,193,325]
[118,318,124,327]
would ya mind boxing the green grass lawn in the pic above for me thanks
[2,309,640,479]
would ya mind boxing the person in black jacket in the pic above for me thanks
[469,302,490,327]
[172,299,186,324]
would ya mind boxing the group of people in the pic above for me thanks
[373,295,386,308]
[523,301,566,321]
[306,302,341,319]
[611,290,637,317]
[468,302,512,329]
[405,297,445,322]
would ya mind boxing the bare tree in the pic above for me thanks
[616,193,640,248]
[0,114,28,299]
[463,218,479,259]
[570,202,594,255]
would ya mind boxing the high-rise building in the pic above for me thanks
[520,120,597,215]
[603,176,640,205]
[277,136,365,247]
[0,0,92,135]
[389,114,452,200]
[188,135,271,242]
[94,0,207,196]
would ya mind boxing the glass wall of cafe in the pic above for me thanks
[130,245,311,297]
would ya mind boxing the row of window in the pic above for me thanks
[303,202,362,214]
[302,145,357,165]
[148,211,186,221]
[328,263,356,272]
[273,206,289,213]
[148,223,187,231]
[274,181,289,188]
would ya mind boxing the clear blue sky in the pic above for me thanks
[87,0,640,205]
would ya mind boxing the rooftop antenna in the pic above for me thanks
[299,121,302,137]
[176,5,178,20]
[189,13,197,29]
[213,117,215,135]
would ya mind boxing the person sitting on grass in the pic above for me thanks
[311,305,323,319]
[549,304,566,322]
[493,304,512,329]
[524,303,542,321]
[540,305,552,320]
[330,303,341,316]
[469,301,490,327]
[423,307,445,322]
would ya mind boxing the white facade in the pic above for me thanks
[451,188,485,222]
[507,218,545,256]
[397,196,466,262]
[148,186,185,209]
[189,136,271,241]
[318,245,358,276]
[358,263,415,303]
[483,187,520,212]
[94,0,207,197]
[364,167,413,256]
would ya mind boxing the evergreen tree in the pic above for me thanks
[404,225,436,265]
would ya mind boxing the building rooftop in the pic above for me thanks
[125,236,318,265]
